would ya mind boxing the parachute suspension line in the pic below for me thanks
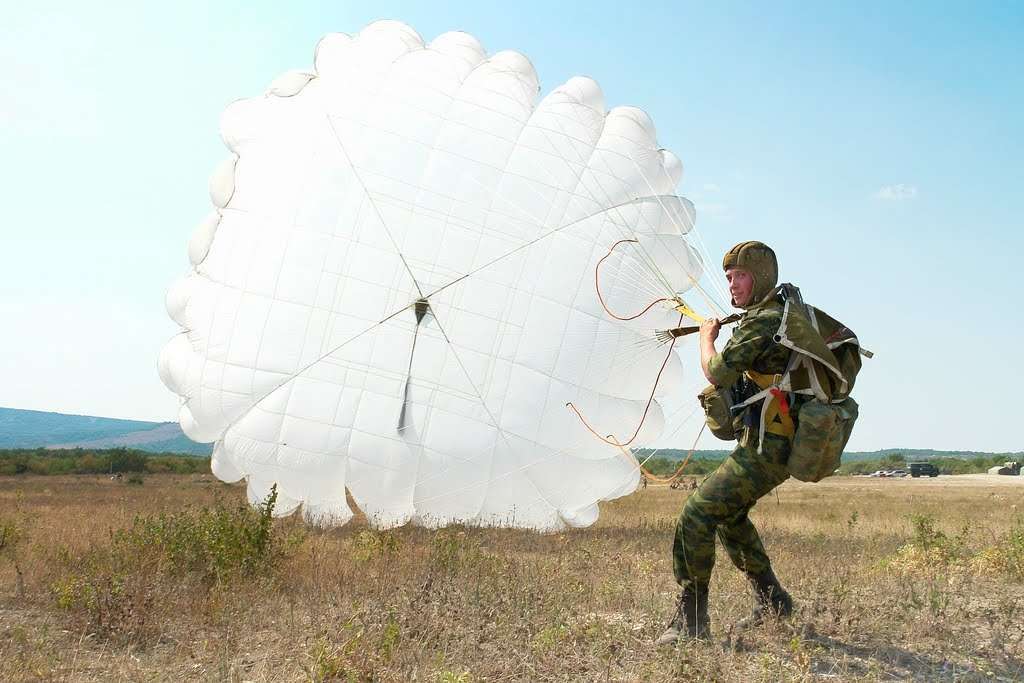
[617,148,731,315]
[526,116,682,302]
[594,239,672,320]
[565,313,683,448]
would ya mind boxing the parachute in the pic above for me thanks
[159,20,720,530]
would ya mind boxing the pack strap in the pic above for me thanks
[735,370,796,452]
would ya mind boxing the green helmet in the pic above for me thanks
[722,241,778,308]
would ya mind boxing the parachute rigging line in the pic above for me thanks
[566,310,684,448]
[566,236,697,448]
[593,239,673,320]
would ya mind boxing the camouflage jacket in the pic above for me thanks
[706,298,803,453]
[706,299,790,388]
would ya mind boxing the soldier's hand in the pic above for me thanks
[699,317,721,343]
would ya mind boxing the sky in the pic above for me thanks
[1,1,1021,452]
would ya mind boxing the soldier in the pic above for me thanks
[657,241,796,645]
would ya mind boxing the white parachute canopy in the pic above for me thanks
[159,20,711,531]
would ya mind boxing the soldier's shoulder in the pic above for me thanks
[739,300,784,329]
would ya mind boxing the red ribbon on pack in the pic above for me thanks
[769,388,790,415]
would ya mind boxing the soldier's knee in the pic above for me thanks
[680,495,716,533]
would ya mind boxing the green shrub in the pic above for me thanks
[117,485,282,584]
[51,486,297,641]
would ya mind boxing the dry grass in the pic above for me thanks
[0,473,1022,681]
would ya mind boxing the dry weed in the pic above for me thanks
[0,474,1020,681]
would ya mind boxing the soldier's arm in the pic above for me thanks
[705,314,775,387]
[699,318,722,384]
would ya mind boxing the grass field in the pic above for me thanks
[0,473,1021,681]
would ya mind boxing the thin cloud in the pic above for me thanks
[874,184,918,201]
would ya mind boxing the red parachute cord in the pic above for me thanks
[595,239,671,320]
[570,238,711,484]
[566,311,684,448]
[641,421,707,485]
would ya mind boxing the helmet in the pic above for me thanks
[722,241,778,308]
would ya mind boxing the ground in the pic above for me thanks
[0,473,1021,681]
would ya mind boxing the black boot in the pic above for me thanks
[736,568,793,629]
[655,583,710,645]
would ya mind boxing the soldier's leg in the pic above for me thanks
[672,444,771,589]
[663,450,751,644]
[717,510,770,574]
[715,440,790,574]
[715,436,794,627]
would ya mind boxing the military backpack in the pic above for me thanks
[701,284,871,482]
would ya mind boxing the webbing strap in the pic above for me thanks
[741,370,796,449]
[746,369,782,390]
[673,300,705,324]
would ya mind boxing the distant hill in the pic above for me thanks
[0,407,212,456]
[3,407,1020,462]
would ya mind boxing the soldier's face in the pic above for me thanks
[726,267,754,307]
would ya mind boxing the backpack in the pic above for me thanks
[733,284,872,481]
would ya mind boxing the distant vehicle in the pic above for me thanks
[890,469,909,478]
[909,462,939,478]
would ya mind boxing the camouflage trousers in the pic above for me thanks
[672,434,790,589]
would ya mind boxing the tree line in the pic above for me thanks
[0,447,209,476]
[838,453,1018,476]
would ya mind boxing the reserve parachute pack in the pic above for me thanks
[711,283,872,482]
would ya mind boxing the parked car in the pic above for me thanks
[909,462,939,478]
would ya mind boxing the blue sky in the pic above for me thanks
[1,1,1021,451]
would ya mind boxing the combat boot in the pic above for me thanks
[736,567,793,629]
[655,583,710,645]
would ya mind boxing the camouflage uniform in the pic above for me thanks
[672,297,797,591]
[657,241,797,645]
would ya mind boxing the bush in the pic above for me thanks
[108,448,146,473]
[117,484,282,584]
[51,486,297,641]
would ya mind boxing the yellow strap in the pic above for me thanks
[745,369,782,390]
[673,299,705,324]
